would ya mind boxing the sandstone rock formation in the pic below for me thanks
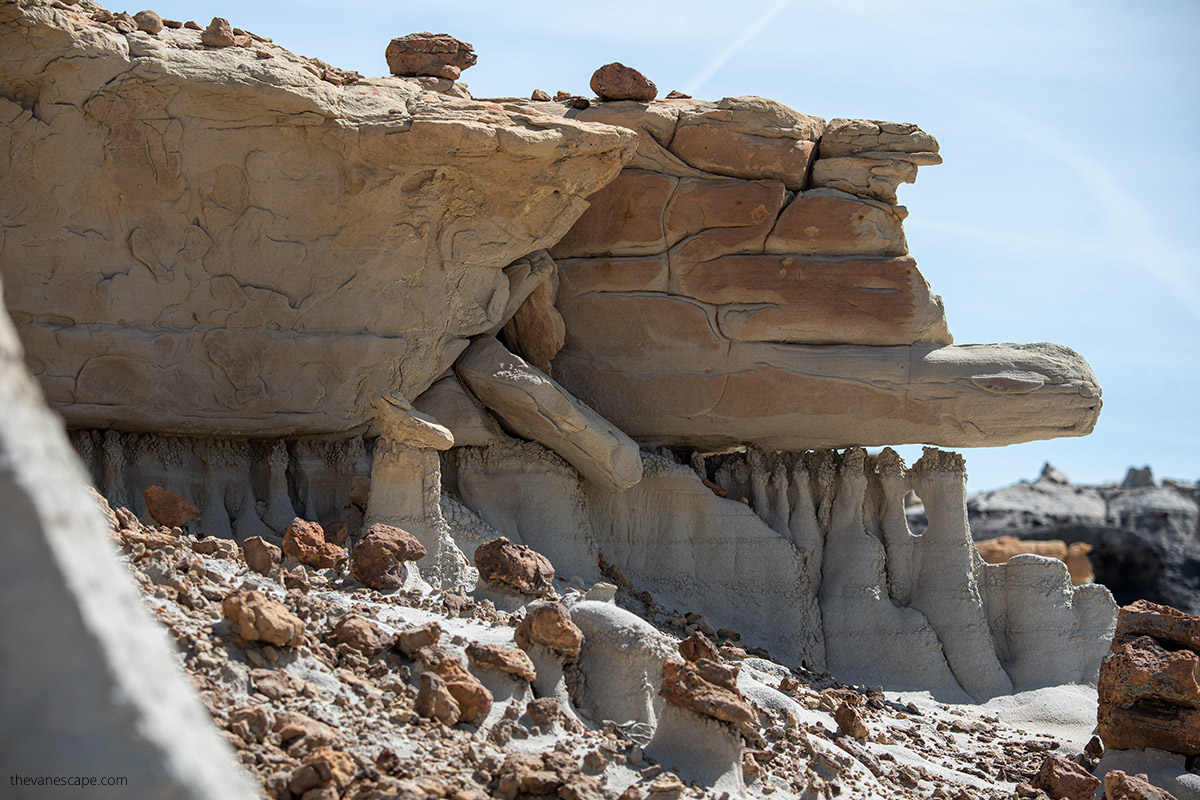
[0,5,1127,797]
[1097,600,1200,756]
[0,2,633,437]
[519,97,1100,451]
[455,335,643,489]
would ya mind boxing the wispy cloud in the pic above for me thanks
[686,0,792,96]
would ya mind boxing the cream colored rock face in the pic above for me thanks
[0,3,633,436]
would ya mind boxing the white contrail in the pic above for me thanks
[686,0,792,96]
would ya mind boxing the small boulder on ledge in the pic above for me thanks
[350,523,426,590]
[133,10,163,34]
[589,62,657,102]
[474,536,555,596]
[200,17,235,48]
[385,32,476,79]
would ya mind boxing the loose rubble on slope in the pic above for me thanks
[2,0,1195,798]
[97,497,1145,800]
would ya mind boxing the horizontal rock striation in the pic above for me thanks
[515,97,1100,451]
[2,8,1118,780]
[0,1,633,436]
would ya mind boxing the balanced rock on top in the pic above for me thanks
[385,33,477,79]
[589,62,657,102]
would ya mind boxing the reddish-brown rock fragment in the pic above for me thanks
[221,590,304,647]
[1031,753,1102,800]
[143,485,201,527]
[679,630,720,663]
[283,518,346,571]
[415,671,460,725]
[834,700,869,739]
[514,602,583,658]
[385,33,476,79]
[396,621,441,657]
[350,523,425,590]
[589,63,657,102]
[201,17,235,47]
[474,537,555,596]
[427,656,493,725]
[465,642,536,682]
[1098,601,1200,756]
[133,10,163,34]
[332,614,389,657]
[1104,770,1179,800]
[242,536,281,576]
[659,658,754,725]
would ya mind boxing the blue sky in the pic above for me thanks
[152,0,1200,491]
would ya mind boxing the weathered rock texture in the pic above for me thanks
[450,440,1115,700]
[511,97,1100,451]
[0,269,257,796]
[1097,600,1200,756]
[0,2,1117,757]
[0,1,633,437]
[385,32,476,79]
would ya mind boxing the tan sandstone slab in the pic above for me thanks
[550,170,677,259]
[819,118,940,159]
[764,188,908,256]
[668,97,825,191]
[454,335,643,489]
[556,256,670,296]
[0,5,635,437]
[670,255,951,346]
[551,341,1101,451]
[663,176,786,244]
[810,156,920,204]
[556,293,726,363]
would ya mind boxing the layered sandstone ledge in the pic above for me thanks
[0,3,1131,797]
[2,0,1099,452]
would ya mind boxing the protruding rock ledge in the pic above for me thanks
[553,341,1101,450]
